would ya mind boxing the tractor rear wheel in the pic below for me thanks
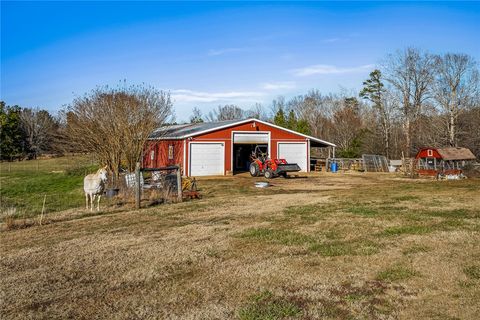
[250,162,260,177]
[264,169,274,179]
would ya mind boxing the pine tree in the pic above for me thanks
[295,119,311,135]
[273,107,286,128]
[286,110,296,130]
[0,102,25,160]
[359,69,391,158]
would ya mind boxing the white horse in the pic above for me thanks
[84,166,108,211]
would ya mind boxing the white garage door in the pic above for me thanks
[233,133,269,144]
[278,143,307,172]
[189,143,225,176]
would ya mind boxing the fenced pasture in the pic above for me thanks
[1,168,479,319]
[0,155,97,220]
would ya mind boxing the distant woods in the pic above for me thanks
[0,102,64,160]
[1,47,479,162]
[192,48,480,158]
[1,84,173,176]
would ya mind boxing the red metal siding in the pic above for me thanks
[145,120,313,176]
[186,120,308,175]
[143,140,184,172]
[415,148,442,159]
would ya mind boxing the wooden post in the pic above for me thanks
[176,166,182,202]
[39,194,46,225]
[135,162,141,209]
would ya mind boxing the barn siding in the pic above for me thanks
[143,139,184,172]
[188,121,307,175]
[415,148,442,159]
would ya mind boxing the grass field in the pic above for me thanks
[0,156,96,219]
[1,158,479,319]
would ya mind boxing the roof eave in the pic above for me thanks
[148,118,336,147]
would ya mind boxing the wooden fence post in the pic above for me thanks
[135,162,141,209]
[176,166,182,202]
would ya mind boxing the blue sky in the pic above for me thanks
[1,1,479,121]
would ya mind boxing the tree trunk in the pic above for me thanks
[404,118,411,157]
[449,112,456,147]
[448,89,458,147]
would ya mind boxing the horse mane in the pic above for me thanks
[96,166,108,174]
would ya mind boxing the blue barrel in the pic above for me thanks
[330,162,338,173]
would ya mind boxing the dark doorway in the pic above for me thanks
[233,144,258,173]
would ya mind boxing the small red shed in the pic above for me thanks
[143,118,335,176]
[415,147,476,176]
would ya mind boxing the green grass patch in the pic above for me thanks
[391,195,420,201]
[309,239,381,257]
[348,206,379,217]
[283,204,331,223]
[381,225,433,236]
[0,156,98,219]
[463,265,480,280]
[309,241,355,256]
[1,171,85,218]
[423,209,480,219]
[377,265,419,282]
[238,290,302,320]
[238,228,315,246]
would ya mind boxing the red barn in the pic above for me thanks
[415,147,476,176]
[143,118,335,176]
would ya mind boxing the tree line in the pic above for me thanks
[191,48,480,159]
[1,47,479,163]
[0,101,64,160]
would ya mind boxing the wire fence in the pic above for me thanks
[0,156,184,224]
[0,155,99,222]
[0,154,96,174]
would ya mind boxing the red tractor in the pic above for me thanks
[249,145,301,179]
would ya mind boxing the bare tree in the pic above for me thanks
[246,103,270,121]
[383,48,436,156]
[433,53,479,146]
[190,107,204,123]
[67,84,172,183]
[19,108,60,158]
[206,104,245,121]
[331,97,364,157]
[458,106,480,157]
[121,86,173,172]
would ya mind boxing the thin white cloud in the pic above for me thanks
[261,81,296,90]
[322,38,344,43]
[207,47,247,56]
[291,64,374,77]
[170,89,264,103]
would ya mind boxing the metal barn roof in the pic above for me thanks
[149,120,240,139]
[148,118,336,147]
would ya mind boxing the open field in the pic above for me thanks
[1,161,480,319]
[0,156,96,218]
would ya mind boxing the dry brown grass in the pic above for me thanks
[1,172,479,319]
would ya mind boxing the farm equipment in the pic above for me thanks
[249,144,301,179]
